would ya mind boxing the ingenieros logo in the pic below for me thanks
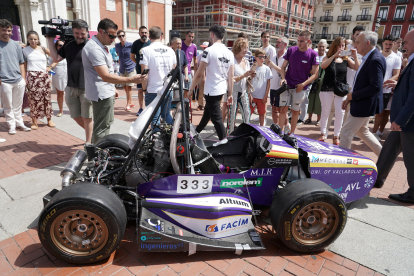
[205,218,249,235]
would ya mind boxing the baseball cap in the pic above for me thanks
[200,41,209,48]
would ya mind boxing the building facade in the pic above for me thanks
[373,0,414,40]
[313,0,378,43]
[172,0,316,49]
[99,0,173,43]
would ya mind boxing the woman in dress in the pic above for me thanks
[23,31,57,129]
[228,38,254,133]
[51,40,67,117]
[319,37,359,145]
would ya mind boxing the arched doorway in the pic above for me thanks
[0,0,21,26]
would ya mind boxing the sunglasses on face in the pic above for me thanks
[103,29,117,39]
[118,35,125,38]
[257,56,266,59]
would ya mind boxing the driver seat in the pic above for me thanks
[242,136,257,167]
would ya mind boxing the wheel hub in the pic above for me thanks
[50,210,108,256]
[292,202,339,245]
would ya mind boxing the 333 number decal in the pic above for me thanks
[177,176,214,194]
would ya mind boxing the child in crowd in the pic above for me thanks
[249,49,273,126]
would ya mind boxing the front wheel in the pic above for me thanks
[269,179,347,253]
[38,183,127,264]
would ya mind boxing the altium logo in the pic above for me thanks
[219,198,250,207]
[220,178,263,188]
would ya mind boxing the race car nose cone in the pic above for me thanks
[78,224,88,232]
[307,216,316,224]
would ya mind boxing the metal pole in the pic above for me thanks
[284,1,292,39]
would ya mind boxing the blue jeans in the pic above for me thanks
[145,91,173,129]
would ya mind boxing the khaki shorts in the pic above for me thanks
[65,87,93,119]
[279,88,308,111]
[120,69,136,87]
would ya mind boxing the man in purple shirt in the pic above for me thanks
[115,30,136,111]
[181,30,198,90]
[279,30,319,134]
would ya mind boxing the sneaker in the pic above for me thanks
[297,119,305,126]
[9,128,16,135]
[372,133,381,142]
[284,123,291,134]
[213,138,228,147]
[0,138,5,143]
[17,125,31,132]
[136,108,144,116]
[376,130,383,137]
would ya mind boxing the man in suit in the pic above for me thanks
[339,31,386,156]
[374,30,414,203]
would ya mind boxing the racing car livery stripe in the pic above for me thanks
[266,145,299,159]
[162,210,249,221]
[309,163,377,171]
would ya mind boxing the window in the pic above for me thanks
[278,0,282,10]
[287,1,291,11]
[302,7,305,17]
[325,10,332,16]
[378,7,389,20]
[322,26,328,34]
[126,1,142,29]
[294,4,298,14]
[339,26,347,35]
[266,16,271,30]
[185,8,191,27]
[342,9,349,17]
[409,25,414,31]
[391,25,402,37]
[242,11,248,29]
[268,0,272,7]
[308,9,312,19]
[361,8,369,15]
[394,6,406,20]
[228,7,234,27]
[205,5,213,26]
[66,0,76,20]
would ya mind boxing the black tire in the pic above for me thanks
[38,183,127,264]
[270,178,347,253]
[95,134,130,156]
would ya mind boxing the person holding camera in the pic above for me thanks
[47,19,93,143]
[82,18,147,143]
[0,19,31,135]
[319,37,359,145]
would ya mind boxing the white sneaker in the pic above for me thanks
[8,128,16,135]
[213,138,228,147]
[376,130,383,137]
[0,138,6,143]
[17,125,31,132]
[284,123,291,134]
[372,133,381,142]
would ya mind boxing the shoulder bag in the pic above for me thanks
[333,61,349,97]
[310,64,325,94]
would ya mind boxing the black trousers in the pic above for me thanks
[196,94,226,140]
[376,131,414,197]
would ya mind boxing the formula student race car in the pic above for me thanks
[38,50,377,264]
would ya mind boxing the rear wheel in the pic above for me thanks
[270,179,347,253]
[95,134,130,156]
[38,183,127,264]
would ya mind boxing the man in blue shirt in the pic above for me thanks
[115,30,136,111]
[375,30,414,203]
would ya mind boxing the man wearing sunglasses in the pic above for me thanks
[82,18,147,143]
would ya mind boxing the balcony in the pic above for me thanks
[396,0,409,2]
[316,34,332,40]
[356,15,372,21]
[333,34,350,39]
[393,16,405,21]
[337,16,352,21]
[320,16,333,22]
[379,0,391,3]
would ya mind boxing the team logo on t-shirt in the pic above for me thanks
[218,57,230,63]
[302,60,308,63]
[140,54,143,60]
[154,48,168,54]
[202,51,208,58]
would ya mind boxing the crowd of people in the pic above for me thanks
[0,18,413,203]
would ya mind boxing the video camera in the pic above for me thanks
[38,17,74,42]
[273,82,290,96]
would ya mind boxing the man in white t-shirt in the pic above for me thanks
[140,26,176,129]
[346,26,364,91]
[189,25,234,144]
[372,35,401,140]
[195,41,209,110]
[392,37,403,59]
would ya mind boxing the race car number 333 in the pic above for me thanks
[177,176,214,194]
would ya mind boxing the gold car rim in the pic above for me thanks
[50,210,108,256]
[292,202,339,245]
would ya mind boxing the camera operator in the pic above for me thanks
[82,18,147,143]
[47,19,93,143]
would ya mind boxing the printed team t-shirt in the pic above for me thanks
[139,41,176,94]
[383,51,402,94]
[251,64,273,99]
[181,42,197,73]
[283,46,318,89]
[131,39,151,74]
[201,42,234,96]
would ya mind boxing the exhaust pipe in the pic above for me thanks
[61,150,87,188]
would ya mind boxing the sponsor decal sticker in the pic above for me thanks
[202,51,208,58]
[364,176,374,188]
[362,169,373,176]
[205,218,249,234]
[140,242,184,251]
[249,168,273,176]
[353,159,359,165]
[177,176,213,194]
[141,236,161,241]
[220,178,263,188]
[347,158,352,164]
[284,221,291,240]
[219,198,250,207]
[146,219,165,232]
